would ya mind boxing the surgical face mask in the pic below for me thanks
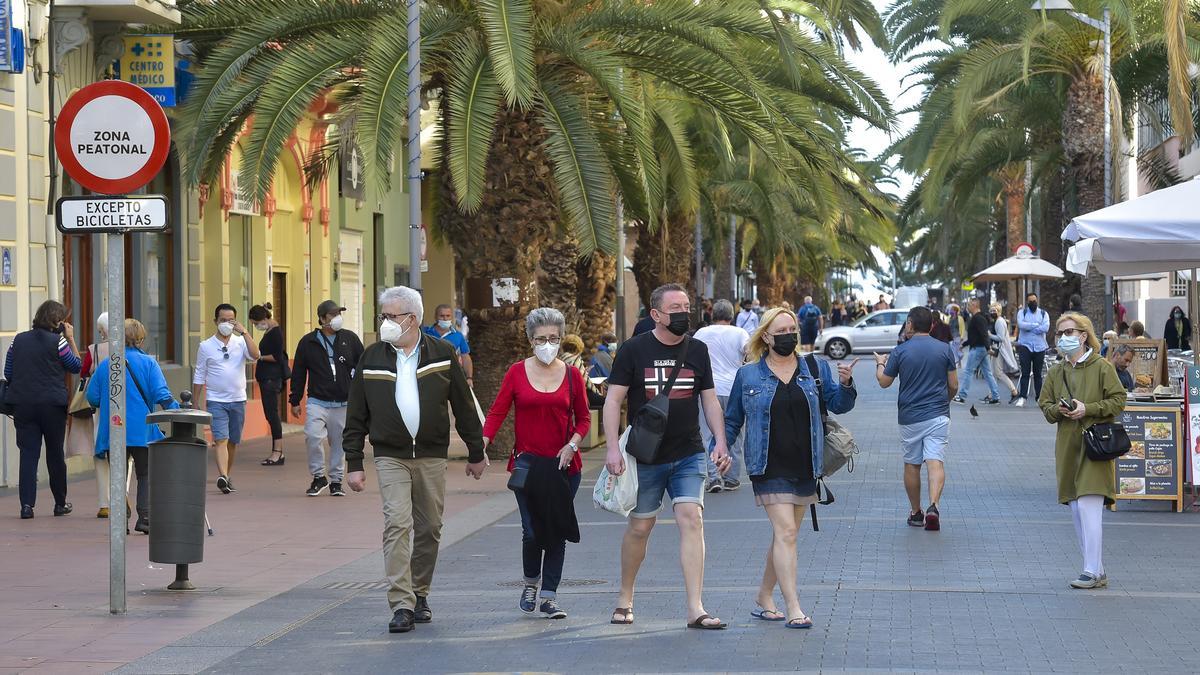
[329,314,344,331]
[255,322,270,332]
[664,311,690,336]
[606,342,618,353]
[1057,334,1082,355]
[770,333,799,357]
[437,319,453,331]
[379,319,403,344]
[533,342,560,365]
[1175,312,1184,320]
[217,321,235,337]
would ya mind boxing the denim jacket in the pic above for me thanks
[716,355,857,478]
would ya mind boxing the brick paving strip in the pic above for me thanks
[9,362,1200,673]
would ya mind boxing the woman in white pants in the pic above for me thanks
[78,313,129,518]
[988,303,1020,404]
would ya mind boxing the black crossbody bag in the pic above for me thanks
[625,338,690,465]
[509,366,576,491]
[1061,367,1131,461]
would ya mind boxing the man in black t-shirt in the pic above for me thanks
[603,283,731,630]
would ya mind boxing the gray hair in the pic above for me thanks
[525,307,565,341]
[711,299,735,323]
[378,286,424,324]
[650,283,688,311]
[1111,343,1135,358]
[96,312,109,337]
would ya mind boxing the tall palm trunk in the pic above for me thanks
[438,105,558,458]
[633,211,695,310]
[1000,165,1026,319]
[1063,71,1107,329]
[540,239,581,334]
[576,251,616,349]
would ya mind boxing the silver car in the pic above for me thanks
[814,309,910,359]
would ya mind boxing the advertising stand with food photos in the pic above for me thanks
[1115,404,1183,512]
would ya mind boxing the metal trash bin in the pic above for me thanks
[146,391,211,590]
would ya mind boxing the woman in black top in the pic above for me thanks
[250,303,287,465]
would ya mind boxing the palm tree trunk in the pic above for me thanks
[632,211,696,311]
[576,251,616,349]
[1063,72,1108,330]
[438,105,558,458]
[540,239,581,334]
[1002,166,1026,319]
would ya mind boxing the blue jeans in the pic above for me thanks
[959,346,999,400]
[699,395,744,483]
[515,471,582,598]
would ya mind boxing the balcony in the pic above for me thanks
[56,0,181,25]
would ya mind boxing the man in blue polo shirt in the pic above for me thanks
[424,303,474,387]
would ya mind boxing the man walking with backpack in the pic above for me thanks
[874,307,958,531]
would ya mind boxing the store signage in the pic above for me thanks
[1112,338,1166,391]
[116,35,177,107]
[53,81,171,195]
[228,167,259,216]
[56,196,168,234]
[1115,406,1183,511]
[0,0,13,73]
[1186,366,1200,483]
[960,282,974,292]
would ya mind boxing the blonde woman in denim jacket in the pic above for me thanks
[718,307,857,629]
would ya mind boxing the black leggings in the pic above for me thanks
[258,378,284,440]
[128,446,149,518]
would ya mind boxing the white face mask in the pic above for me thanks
[606,342,618,353]
[255,322,269,332]
[217,321,235,337]
[329,315,344,331]
[379,315,414,345]
[437,319,453,331]
[534,342,560,365]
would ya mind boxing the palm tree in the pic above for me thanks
[175,0,892,455]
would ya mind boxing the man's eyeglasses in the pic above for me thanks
[532,336,562,346]
[1055,328,1084,338]
[379,312,413,323]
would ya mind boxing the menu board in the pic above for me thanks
[1111,338,1166,392]
[1187,366,1200,483]
[1115,405,1183,511]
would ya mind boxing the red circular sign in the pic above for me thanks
[54,81,171,195]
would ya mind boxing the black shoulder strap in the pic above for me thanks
[126,359,155,411]
[661,337,691,398]
[804,353,828,420]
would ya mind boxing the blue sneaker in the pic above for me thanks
[519,585,538,613]
[540,598,567,620]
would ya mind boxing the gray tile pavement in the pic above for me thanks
[120,361,1200,673]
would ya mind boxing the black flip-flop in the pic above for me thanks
[611,607,633,625]
[686,614,727,630]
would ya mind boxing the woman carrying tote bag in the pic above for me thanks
[1038,312,1127,590]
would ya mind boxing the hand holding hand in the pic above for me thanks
[838,358,859,385]
[465,458,489,480]
[291,405,302,418]
[712,443,732,475]
[347,471,367,492]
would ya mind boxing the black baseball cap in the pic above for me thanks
[316,300,346,318]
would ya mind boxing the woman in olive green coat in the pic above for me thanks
[1038,312,1127,590]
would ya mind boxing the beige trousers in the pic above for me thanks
[375,456,448,613]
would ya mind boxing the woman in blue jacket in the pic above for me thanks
[87,319,179,534]
[720,307,857,629]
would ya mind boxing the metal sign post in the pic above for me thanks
[107,234,127,614]
[53,80,170,616]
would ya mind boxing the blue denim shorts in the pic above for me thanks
[208,400,247,444]
[631,452,706,519]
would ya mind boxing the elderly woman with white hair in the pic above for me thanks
[482,307,590,619]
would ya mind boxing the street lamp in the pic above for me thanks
[1032,0,1113,327]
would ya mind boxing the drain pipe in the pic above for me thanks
[45,0,61,301]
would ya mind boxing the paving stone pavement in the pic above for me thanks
[120,361,1200,673]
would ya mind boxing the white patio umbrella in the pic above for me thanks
[1062,178,1200,275]
[972,250,1065,283]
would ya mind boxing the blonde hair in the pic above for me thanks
[746,307,798,363]
[124,318,147,347]
[561,334,585,356]
[1057,312,1101,354]
[989,302,1002,315]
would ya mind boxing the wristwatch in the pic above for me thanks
[568,441,578,452]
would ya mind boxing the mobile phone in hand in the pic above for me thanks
[1059,398,1076,411]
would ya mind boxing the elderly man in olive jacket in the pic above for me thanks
[344,286,487,635]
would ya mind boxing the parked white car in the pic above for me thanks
[814,309,910,359]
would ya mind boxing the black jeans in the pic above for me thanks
[258,378,284,440]
[1017,346,1045,400]
[15,404,68,508]
[515,471,582,597]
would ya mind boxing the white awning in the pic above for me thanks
[1063,179,1200,275]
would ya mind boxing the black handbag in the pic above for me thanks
[509,363,576,491]
[1062,368,1131,461]
[625,338,690,465]
[0,378,14,417]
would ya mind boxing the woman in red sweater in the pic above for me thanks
[483,307,590,620]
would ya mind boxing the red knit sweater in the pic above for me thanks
[483,361,591,475]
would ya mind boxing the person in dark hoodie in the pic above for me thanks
[1163,306,1192,351]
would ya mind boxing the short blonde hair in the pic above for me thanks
[561,334,585,356]
[989,302,1002,315]
[1057,312,1101,354]
[124,318,147,347]
[746,307,798,363]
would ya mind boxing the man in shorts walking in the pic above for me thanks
[194,303,260,494]
[874,306,957,531]
[604,283,732,629]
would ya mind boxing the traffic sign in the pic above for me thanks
[56,195,168,234]
[53,80,170,195]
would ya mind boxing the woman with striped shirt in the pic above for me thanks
[5,300,82,519]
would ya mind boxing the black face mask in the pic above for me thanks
[665,311,690,336]
[771,333,799,357]
[1027,301,1038,312]
[989,313,998,320]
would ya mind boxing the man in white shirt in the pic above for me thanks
[694,299,749,492]
[193,303,260,494]
[736,299,760,334]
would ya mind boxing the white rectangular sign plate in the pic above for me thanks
[56,195,169,234]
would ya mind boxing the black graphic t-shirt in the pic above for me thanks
[609,332,715,464]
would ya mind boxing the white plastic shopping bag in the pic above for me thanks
[593,427,638,517]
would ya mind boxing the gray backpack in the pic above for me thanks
[804,354,860,476]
